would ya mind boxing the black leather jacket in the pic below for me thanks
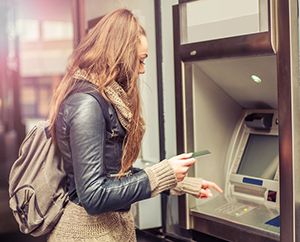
[55,92,151,215]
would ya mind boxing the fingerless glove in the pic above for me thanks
[170,177,203,197]
[144,159,177,197]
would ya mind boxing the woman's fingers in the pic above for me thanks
[198,188,212,199]
[195,180,223,199]
[182,158,196,166]
[176,153,193,159]
[169,153,196,182]
[202,179,223,193]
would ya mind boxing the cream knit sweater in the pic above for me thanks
[47,160,202,242]
[144,159,203,197]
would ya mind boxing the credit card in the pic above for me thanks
[191,150,211,158]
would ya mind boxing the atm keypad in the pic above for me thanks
[216,202,256,216]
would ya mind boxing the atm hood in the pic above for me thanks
[194,54,278,110]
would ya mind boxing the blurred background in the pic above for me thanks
[0,0,77,241]
[0,0,181,241]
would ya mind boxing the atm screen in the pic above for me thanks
[237,134,279,180]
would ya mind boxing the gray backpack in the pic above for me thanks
[9,120,67,237]
[8,84,110,237]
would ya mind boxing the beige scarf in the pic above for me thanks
[73,69,145,136]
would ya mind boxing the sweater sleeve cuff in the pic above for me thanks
[170,177,203,197]
[144,159,177,197]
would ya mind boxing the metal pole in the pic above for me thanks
[154,0,167,235]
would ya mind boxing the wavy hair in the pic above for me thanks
[49,8,146,176]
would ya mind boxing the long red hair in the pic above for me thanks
[49,9,146,175]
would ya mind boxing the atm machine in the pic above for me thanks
[172,0,300,241]
[190,109,280,241]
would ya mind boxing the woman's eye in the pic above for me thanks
[139,60,145,65]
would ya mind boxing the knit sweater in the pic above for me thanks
[144,159,203,198]
[47,160,202,242]
[47,201,136,242]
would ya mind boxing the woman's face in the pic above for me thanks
[137,35,148,75]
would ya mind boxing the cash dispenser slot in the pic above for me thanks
[234,184,265,198]
[245,113,274,129]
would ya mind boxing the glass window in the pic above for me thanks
[182,0,268,44]
[16,19,39,42]
[42,21,73,41]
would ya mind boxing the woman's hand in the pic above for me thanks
[196,179,223,199]
[169,153,196,182]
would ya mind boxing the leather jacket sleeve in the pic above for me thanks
[56,93,151,215]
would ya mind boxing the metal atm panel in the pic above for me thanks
[190,108,280,241]
[171,1,291,241]
[183,57,280,241]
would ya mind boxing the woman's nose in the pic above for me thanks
[139,65,145,74]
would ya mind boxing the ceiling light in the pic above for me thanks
[251,75,262,83]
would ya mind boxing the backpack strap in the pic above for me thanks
[83,86,112,133]
[71,80,112,133]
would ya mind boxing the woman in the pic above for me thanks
[47,8,222,242]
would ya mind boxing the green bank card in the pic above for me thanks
[191,150,211,158]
